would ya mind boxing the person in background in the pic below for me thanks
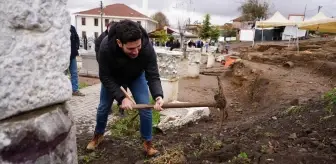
[86,20,164,157]
[225,41,230,54]
[69,25,85,96]
[205,41,209,53]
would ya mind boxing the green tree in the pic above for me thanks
[151,12,169,29]
[152,30,169,44]
[199,14,212,40]
[210,26,220,42]
[238,0,269,21]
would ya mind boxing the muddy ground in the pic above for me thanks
[77,39,336,164]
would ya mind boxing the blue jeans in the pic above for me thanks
[69,58,79,92]
[95,72,153,141]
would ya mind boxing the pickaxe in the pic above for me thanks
[120,76,228,131]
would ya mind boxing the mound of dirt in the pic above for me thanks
[238,40,336,66]
[225,60,279,110]
[310,60,336,78]
[196,101,336,164]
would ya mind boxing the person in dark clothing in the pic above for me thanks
[69,25,84,96]
[94,22,123,116]
[87,20,164,157]
[94,22,114,62]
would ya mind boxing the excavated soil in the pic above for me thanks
[77,40,336,164]
[240,39,336,68]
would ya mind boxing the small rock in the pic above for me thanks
[299,148,308,153]
[235,108,243,112]
[266,158,274,162]
[331,141,336,147]
[317,143,325,150]
[290,99,299,106]
[308,131,319,138]
[289,133,297,139]
[304,128,313,134]
[272,116,277,120]
[89,152,96,157]
[78,156,85,161]
[311,141,320,147]
[135,161,144,164]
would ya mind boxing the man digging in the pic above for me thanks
[87,20,164,157]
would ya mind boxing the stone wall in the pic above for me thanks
[0,0,77,163]
[0,0,72,120]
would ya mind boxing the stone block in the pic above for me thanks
[156,50,183,79]
[0,0,72,120]
[0,103,77,164]
[157,101,210,131]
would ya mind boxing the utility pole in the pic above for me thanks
[318,5,322,13]
[303,4,307,21]
[100,1,103,34]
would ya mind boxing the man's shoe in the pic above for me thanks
[143,141,160,157]
[86,134,104,150]
[72,91,85,96]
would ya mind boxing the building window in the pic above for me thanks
[105,19,109,26]
[137,21,141,25]
[94,18,98,26]
[81,18,86,25]
[94,32,99,39]
[82,31,86,38]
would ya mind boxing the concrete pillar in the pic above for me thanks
[156,50,182,102]
[206,53,216,68]
[0,0,77,163]
[79,50,99,78]
[186,48,201,78]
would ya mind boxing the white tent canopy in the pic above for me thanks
[304,12,329,22]
[256,11,297,28]
[299,12,336,33]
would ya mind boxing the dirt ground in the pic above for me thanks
[77,39,336,164]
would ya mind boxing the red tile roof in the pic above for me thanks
[232,16,244,22]
[75,3,149,19]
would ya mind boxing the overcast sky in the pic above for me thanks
[67,0,336,26]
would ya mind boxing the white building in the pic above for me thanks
[74,3,157,39]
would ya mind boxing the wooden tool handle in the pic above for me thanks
[120,86,136,104]
[131,102,217,109]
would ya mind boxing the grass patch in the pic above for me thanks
[79,82,89,89]
[323,88,336,115]
[146,146,186,164]
[282,106,305,115]
[228,152,251,164]
[110,96,161,138]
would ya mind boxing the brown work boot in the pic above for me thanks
[73,91,85,96]
[86,134,104,150]
[143,141,160,157]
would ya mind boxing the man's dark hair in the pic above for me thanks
[115,19,142,44]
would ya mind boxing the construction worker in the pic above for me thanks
[87,20,164,157]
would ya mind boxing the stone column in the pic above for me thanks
[156,50,183,102]
[186,48,201,78]
[0,0,77,163]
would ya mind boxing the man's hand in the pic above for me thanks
[154,96,164,111]
[120,98,135,110]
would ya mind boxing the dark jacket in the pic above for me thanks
[70,25,80,60]
[94,30,108,62]
[98,23,163,104]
